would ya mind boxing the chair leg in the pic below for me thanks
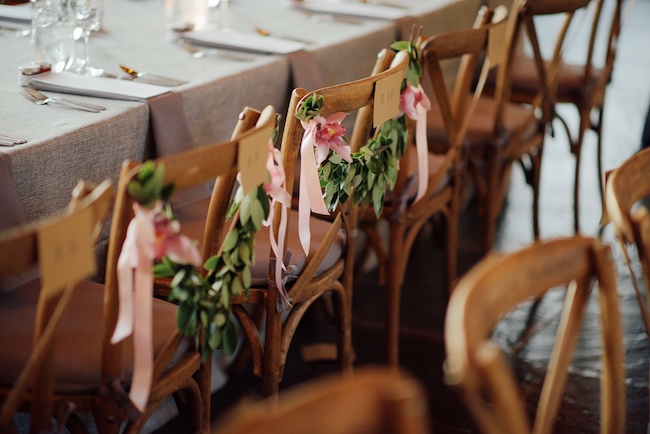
[595,106,605,227]
[572,105,590,234]
[531,144,543,241]
[386,222,407,366]
[262,291,282,398]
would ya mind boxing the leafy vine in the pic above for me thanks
[297,36,422,218]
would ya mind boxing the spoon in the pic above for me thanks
[254,27,313,44]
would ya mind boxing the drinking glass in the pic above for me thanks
[32,0,75,72]
[71,0,105,76]
[216,0,229,31]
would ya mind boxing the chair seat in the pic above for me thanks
[0,279,188,395]
[177,201,346,286]
[498,55,605,103]
[427,95,536,152]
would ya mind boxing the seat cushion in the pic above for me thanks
[0,279,187,394]
[427,95,536,152]
[495,54,605,103]
[177,199,346,286]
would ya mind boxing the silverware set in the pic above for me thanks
[20,85,106,113]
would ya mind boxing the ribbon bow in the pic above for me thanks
[262,140,293,311]
[298,112,351,255]
[113,201,201,412]
[399,84,431,203]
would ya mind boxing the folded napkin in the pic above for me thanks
[291,1,410,20]
[182,29,306,55]
[0,3,31,23]
[29,71,169,101]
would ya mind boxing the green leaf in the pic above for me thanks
[329,152,342,165]
[208,322,221,350]
[222,230,239,252]
[215,312,227,327]
[250,199,264,230]
[204,255,219,271]
[240,192,252,225]
[390,40,409,51]
[222,319,238,356]
[171,268,187,288]
[242,265,252,288]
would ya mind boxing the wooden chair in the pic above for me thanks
[355,7,505,365]
[504,0,626,232]
[214,367,431,434]
[0,108,275,433]
[428,0,592,253]
[174,53,408,398]
[604,146,650,337]
[0,180,113,434]
[445,235,626,434]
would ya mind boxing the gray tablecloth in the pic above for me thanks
[0,0,481,224]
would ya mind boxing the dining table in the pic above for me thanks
[1,0,481,226]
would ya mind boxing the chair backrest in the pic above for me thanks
[445,236,625,434]
[278,49,410,304]
[103,106,277,388]
[419,6,508,187]
[214,367,431,434]
[582,0,625,106]
[497,0,592,125]
[604,147,650,334]
[0,180,113,433]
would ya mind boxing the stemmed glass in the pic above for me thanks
[216,0,230,32]
[70,0,105,76]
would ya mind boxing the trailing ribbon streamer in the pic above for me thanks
[113,201,201,412]
[262,142,293,310]
[298,113,351,255]
[112,202,158,412]
[399,84,431,202]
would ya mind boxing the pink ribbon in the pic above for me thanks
[298,113,351,256]
[113,201,201,412]
[262,143,293,310]
[400,84,431,203]
[113,202,159,413]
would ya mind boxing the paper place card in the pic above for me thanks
[292,1,410,20]
[182,29,305,55]
[373,72,402,127]
[238,124,274,195]
[0,3,32,23]
[38,205,97,295]
[29,71,170,101]
[488,21,507,67]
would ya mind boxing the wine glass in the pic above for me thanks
[71,0,105,76]
[216,0,230,32]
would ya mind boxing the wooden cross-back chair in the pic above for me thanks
[445,235,625,434]
[213,367,431,434]
[355,6,505,365]
[0,180,113,434]
[100,105,277,433]
[429,0,592,253]
[0,108,275,434]
[504,0,626,232]
[604,146,650,337]
[229,49,411,396]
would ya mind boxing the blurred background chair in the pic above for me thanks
[356,6,505,366]
[604,146,650,336]
[214,367,431,434]
[0,180,112,434]
[502,0,626,232]
[444,235,625,434]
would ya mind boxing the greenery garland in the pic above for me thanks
[129,129,277,361]
[298,37,422,218]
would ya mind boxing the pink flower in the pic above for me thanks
[310,112,352,165]
[136,201,202,267]
[264,144,291,206]
[399,84,431,121]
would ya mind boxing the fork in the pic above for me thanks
[25,85,106,112]
[20,89,102,113]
